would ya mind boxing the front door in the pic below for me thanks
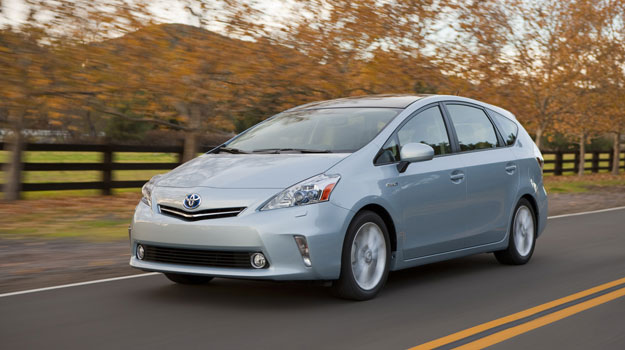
[376,105,469,260]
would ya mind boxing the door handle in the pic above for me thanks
[505,163,517,174]
[450,171,465,183]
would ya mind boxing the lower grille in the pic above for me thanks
[142,245,264,269]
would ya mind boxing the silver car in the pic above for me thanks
[130,94,548,300]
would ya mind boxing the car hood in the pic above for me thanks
[156,153,349,189]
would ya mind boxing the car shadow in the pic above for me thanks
[137,253,502,309]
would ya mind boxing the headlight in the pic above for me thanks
[261,174,340,211]
[141,174,162,207]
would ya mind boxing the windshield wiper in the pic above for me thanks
[214,146,249,154]
[251,148,333,154]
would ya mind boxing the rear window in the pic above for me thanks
[490,110,519,146]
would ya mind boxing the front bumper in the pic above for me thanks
[129,200,352,280]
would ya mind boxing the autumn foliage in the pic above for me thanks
[2,0,625,199]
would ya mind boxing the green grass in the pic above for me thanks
[0,193,140,241]
[544,174,625,193]
[0,150,178,163]
[19,188,142,200]
[0,149,623,242]
[1,150,624,199]
[544,182,589,193]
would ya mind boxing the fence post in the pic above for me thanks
[2,137,24,201]
[608,149,614,173]
[591,151,600,173]
[102,144,113,195]
[554,152,563,176]
[573,151,580,174]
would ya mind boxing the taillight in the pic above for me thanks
[536,157,544,170]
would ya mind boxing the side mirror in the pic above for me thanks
[397,143,434,173]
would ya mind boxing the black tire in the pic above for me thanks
[495,198,537,265]
[164,273,214,285]
[332,211,391,301]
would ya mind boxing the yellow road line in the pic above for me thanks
[409,276,625,350]
[454,286,625,349]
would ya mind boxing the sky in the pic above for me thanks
[0,0,295,33]
[0,0,455,56]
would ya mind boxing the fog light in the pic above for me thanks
[136,244,145,260]
[250,252,266,269]
[294,235,312,267]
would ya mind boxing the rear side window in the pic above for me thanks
[446,104,498,151]
[490,110,519,146]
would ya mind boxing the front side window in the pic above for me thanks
[446,104,498,151]
[376,106,451,164]
[490,110,519,146]
[226,108,399,153]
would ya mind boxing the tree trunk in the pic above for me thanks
[578,132,586,177]
[85,110,98,139]
[182,130,199,163]
[534,126,544,149]
[3,109,25,201]
[613,132,621,175]
[182,104,202,162]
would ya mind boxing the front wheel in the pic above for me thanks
[494,198,536,265]
[164,273,213,285]
[332,211,391,301]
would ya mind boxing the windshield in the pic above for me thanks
[226,108,400,153]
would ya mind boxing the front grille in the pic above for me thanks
[158,205,246,221]
[143,245,263,269]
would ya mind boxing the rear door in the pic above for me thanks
[442,103,519,246]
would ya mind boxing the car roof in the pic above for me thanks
[290,94,430,110]
[285,94,518,121]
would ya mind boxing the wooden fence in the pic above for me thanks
[0,143,623,194]
[0,143,215,195]
[542,150,624,175]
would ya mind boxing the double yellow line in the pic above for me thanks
[410,276,625,350]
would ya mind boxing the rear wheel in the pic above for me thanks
[495,198,536,265]
[164,273,213,285]
[332,211,391,301]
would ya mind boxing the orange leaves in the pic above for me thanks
[445,0,625,146]
[2,0,624,151]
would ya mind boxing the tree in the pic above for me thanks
[0,0,156,199]
[443,0,594,148]
[557,0,625,175]
[0,28,73,200]
[281,0,446,98]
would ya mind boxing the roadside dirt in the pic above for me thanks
[0,239,140,293]
[2,187,625,294]
[548,186,625,216]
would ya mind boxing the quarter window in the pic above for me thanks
[376,136,400,164]
[490,110,519,146]
[446,104,498,151]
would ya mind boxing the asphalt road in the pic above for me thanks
[2,208,624,350]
